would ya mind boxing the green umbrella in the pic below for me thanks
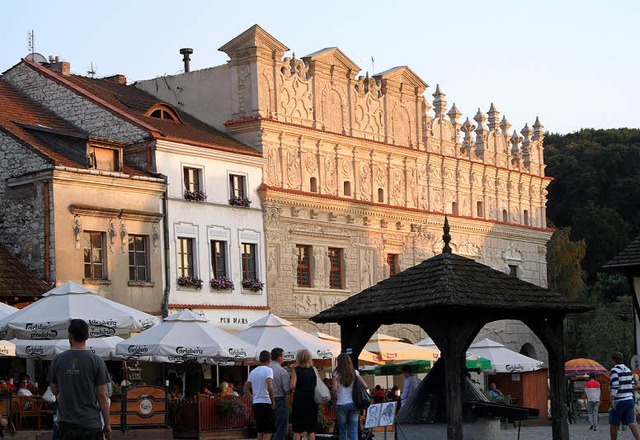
[360,357,492,376]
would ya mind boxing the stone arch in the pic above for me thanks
[520,342,538,359]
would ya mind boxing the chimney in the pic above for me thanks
[103,74,127,85]
[180,48,193,73]
[50,61,70,76]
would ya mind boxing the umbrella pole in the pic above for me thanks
[216,363,220,388]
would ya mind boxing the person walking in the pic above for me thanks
[400,365,421,405]
[269,347,291,440]
[290,349,317,440]
[332,353,369,440]
[245,350,275,440]
[609,351,640,440]
[584,373,601,431]
[47,319,111,440]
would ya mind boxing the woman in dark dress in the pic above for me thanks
[290,349,318,440]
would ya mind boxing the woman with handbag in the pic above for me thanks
[290,349,318,440]
[332,353,369,440]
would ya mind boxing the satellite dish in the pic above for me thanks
[25,53,47,64]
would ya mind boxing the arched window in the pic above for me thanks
[451,202,458,215]
[523,210,529,226]
[343,181,351,196]
[378,188,384,203]
[146,104,181,122]
[310,177,318,193]
[502,209,508,222]
[476,201,484,218]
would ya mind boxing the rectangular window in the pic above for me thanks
[328,248,342,289]
[387,254,399,277]
[90,146,119,171]
[230,174,246,198]
[128,235,149,281]
[83,232,106,279]
[297,245,311,287]
[178,237,195,277]
[183,167,202,193]
[241,243,257,281]
[509,264,518,278]
[211,240,227,278]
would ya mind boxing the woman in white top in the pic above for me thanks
[332,353,369,440]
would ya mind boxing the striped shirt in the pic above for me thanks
[610,363,634,402]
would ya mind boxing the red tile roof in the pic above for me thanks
[21,60,260,157]
[0,80,150,176]
[0,248,50,303]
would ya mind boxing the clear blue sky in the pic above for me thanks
[1,0,637,134]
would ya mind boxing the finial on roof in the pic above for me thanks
[442,216,452,254]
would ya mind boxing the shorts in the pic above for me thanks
[57,421,103,440]
[609,398,636,426]
[252,403,275,433]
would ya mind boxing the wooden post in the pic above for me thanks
[527,316,569,440]
[340,320,377,369]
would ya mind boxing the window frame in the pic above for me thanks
[296,245,312,287]
[83,231,107,280]
[229,174,247,199]
[88,144,122,172]
[387,253,399,277]
[183,167,203,194]
[241,242,258,281]
[128,235,150,282]
[328,247,343,289]
[177,236,196,278]
[211,240,228,279]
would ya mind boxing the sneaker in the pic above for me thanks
[589,425,593,430]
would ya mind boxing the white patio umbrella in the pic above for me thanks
[15,336,123,360]
[365,333,439,363]
[115,309,256,363]
[311,332,382,365]
[0,281,159,340]
[0,339,15,357]
[236,314,336,361]
[416,337,493,368]
[0,302,18,319]
[468,338,544,373]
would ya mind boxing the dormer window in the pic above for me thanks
[146,104,180,123]
[89,145,121,172]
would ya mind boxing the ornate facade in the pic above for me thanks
[136,25,551,359]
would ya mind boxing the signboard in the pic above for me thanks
[364,402,396,428]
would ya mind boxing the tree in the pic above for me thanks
[547,227,586,299]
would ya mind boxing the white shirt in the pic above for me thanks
[248,365,274,404]
[17,388,32,396]
[401,375,420,402]
[334,370,360,405]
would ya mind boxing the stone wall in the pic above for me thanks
[3,63,147,144]
[0,132,51,276]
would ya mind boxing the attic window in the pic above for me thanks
[89,146,120,172]
[147,105,180,122]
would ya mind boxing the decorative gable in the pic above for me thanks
[219,24,289,60]
[303,47,360,76]
[375,66,428,95]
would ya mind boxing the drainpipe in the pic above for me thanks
[43,180,51,283]
[160,175,171,318]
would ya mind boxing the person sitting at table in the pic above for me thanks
[373,385,386,403]
[220,382,233,396]
[17,378,32,396]
[488,382,503,399]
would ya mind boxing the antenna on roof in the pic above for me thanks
[371,56,375,75]
[28,30,34,58]
[87,62,96,78]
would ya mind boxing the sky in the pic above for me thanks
[0,0,638,135]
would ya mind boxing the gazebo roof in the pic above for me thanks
[312,221,590,324]
[604,235,640,272]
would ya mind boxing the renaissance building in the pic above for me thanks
[136,25,551,359]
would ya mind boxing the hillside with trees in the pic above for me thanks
[544,128,640,364]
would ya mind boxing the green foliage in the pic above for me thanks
[585,272,631,304]
[565,296,634,367]
[545,128,640,282]
[546,227,586,299]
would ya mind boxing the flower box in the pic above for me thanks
[210,276,234,290]
[229,196,251,207]
[242,278,264,292]
[177,276,203,289]
[184,190,207,202]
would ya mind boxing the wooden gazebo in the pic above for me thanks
[312,218,591,440]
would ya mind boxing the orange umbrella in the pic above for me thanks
[565,358,608,376]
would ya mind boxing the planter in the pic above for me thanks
[229,196,251,207]
[178,277,203,289]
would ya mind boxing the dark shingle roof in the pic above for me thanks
[604,235,640,271]
[62,74,260,156]
[0,248,50,302]
[312,252,590,324]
